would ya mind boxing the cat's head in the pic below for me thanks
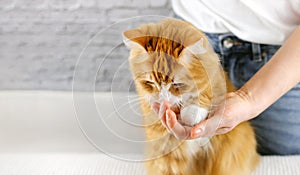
[123,19,226,112]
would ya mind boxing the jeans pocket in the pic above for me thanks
[225,53,265,88]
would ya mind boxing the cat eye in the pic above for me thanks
[140,80,156,92]
[140,80,155,88]
[169,82,187,95]
[172,83,185,89]
[144,80,155,86]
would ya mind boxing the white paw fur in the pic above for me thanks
[180,105,208,126]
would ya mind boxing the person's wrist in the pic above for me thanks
[234,86,258,120]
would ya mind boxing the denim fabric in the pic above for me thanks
[205,33,300,155]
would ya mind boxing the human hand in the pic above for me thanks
[152,101,193,140]
[152,90,255,140]
[191,91,255,138]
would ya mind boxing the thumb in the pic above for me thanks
[191,115,222,138]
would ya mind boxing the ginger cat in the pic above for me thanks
[123,18,259,175]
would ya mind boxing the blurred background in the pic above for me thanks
[0,0,174,91]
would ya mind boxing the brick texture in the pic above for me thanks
[0,0,174,91]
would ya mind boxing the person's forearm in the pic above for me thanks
[237,26,300,119]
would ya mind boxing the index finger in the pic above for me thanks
[166,109,192,140]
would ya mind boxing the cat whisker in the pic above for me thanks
[103,99,142,119]
[126,98,144,103]
[126,94,140,99]
[121,102,142,114]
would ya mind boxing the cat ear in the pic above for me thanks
[123,29,147,52]
[180,38,207,64]
[185,38,207,55]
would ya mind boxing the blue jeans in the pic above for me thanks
[205,33,300,155]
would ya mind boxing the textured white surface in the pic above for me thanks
[0,154,300,175]
[0,153,146,175]
[0,91,299,175]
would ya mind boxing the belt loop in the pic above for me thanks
[252,43,262,62]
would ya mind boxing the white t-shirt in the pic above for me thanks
[172,0,300,45]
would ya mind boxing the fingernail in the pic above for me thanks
[193,129,202,138]
[164,101,170,109]
[166,109,171,118]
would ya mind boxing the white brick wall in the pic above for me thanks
[0,0,174,91]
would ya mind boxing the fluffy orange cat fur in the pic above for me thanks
[123,19,259,175]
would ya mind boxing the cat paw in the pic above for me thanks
[180,105,208,126]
